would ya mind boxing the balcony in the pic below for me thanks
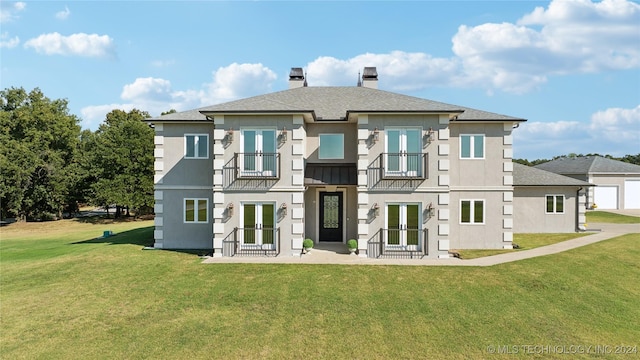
[367,228,428,259]
[222,227,280,257]
[367,153,428,190]
[223,153,280,189]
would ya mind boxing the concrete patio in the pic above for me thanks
[202,222,640,266]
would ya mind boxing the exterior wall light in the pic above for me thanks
[225,128,234,143]
[280,127,287,143]
[227,202,234,217]
[424,127,435,144]
[427,202,435,218]
[371,128,380,143]
[280,203,288,217]
[372,203,380,217]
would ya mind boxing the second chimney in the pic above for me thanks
[362,67,378,89]
[289,67,306,89]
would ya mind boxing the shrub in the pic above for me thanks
[347,239,358,249]
[303,238,314,249]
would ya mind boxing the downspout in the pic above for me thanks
[577,187,586,232]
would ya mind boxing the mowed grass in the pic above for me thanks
[456,233,589,259]
[1,220,639,359]
[587,210,640,224]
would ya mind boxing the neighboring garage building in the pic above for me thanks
[513,163,592,233]
[535,156,640,210]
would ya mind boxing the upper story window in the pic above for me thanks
[461,199,484,224]
[460,134,484,159]
[185,134,208,159]
[546,195,564,214]
[385,128,422,177]
[319,134,344,160]
[240,129,278,177]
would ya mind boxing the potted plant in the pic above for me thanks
[347,239,358,255]
[303,238,314,253]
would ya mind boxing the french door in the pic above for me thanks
[385,128,421,177]
[386,203,420,250]
[241,203,275,249]
[241,129,276,177]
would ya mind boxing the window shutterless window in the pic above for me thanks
[460,135,484,159]
[184,198,208,223]
[318,134,344,159]
[185,134,208,159]
[461,200,484,224]
[546,195,564,213]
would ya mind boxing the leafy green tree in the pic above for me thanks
[0,87,81,221]
[89,109,154,218]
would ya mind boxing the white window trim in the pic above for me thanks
[460,199,485,225]
[459,134,485,159]
[184,198,209,223]
[545,194,565,214]
[384,202,422,250]
[184,134,209,159]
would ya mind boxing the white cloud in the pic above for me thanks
[80,63,278,129]
[24,32,115,58]
[589,105,640,144]
[306,51,460,91]
[55,6,70,20]
[0,1,26,23]
[514,105,640,158]
[0,32,19,48]
[121,77,173,102]
[452,0,640,93]
[80,104,136,129]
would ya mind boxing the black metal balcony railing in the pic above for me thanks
[367,153,428,190]
[223,153,280,186]
[367,228,428,259]
[222,227,280,257]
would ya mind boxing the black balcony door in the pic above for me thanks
[319,192,343,242]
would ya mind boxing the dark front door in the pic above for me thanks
[319,192,343,242]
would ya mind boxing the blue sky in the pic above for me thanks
[1,0,639,160]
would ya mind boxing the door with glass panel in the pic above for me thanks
[386,203,420,250]
[319,192,343,242]
[385,128,421,177]
[241,203,275,249]
[241,129,276,177]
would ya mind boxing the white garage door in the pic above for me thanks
[624,180,640,209]
[594,186,618,209]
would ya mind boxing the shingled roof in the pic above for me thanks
[513,163,593,187]
[534,156,640,175]
[148,86,526,122]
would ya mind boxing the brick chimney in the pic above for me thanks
[289,67,306,89]
[361,67,378,89]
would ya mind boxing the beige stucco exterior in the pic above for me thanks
[148,80,594,259]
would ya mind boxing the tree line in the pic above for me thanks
[1,87,638,222]
[1,87,154,221]
[514,153,640,167]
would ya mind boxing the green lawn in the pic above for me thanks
[586,210,640,224]
[455,233,589,259]
[1,219,639,359]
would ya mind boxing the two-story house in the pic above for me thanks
[148,67,528,258]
